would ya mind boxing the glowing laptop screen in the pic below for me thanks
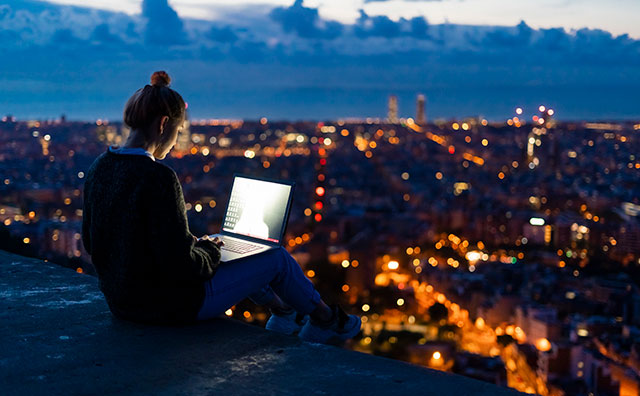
[222,176,293,243]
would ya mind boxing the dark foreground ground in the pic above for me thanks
[0,250,521,395]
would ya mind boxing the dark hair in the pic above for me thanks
[123,71,186,130]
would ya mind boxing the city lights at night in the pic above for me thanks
[1,0,640,395]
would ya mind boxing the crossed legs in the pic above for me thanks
[197,246,332,322]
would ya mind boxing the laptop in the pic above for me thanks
[206,174,295,262]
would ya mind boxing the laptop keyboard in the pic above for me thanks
[220,238,264,254]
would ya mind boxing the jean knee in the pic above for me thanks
[256,247,287,276]
[273,246,295,276]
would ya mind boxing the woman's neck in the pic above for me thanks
[123,130,155,153]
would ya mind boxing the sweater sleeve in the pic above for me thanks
[147,169,221,283]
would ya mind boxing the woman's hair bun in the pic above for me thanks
[150,71,171,87]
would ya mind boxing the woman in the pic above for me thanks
[81,71,361,344]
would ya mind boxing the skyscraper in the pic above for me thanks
[525,106,555,170]
[388,95,398,124]
[416,94,427,124]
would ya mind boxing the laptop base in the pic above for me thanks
[208,234,275,263]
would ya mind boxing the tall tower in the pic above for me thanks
[526,105,555,170]
[416,94,427,125]
[388,95,398,124]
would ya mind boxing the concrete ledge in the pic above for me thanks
[0,250,521,395]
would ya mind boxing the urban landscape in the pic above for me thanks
[1,94,639,395]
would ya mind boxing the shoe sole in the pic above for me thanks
[265,315,309,335]
[299,316,362,345]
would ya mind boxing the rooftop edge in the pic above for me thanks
[0,249,521,395]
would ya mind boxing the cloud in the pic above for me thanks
[409,16,429,38]
[355,10,400,38]
[535,27,570,51]
[270,0,343,40]
[91,23,123,44]
[573,28,632,53]
[208,26,238,43]
[141,0,187,45]
[1,0,639,120]
[354,10,430,39]
[0,5,10,19]
[483,20,533,47]
[1,0,137,47]
[3,0,637,64]
[51,28,82,44]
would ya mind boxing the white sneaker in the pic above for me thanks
[265,310,309,335]
[298,305,361,345]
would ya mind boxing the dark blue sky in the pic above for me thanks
[1,0,638,121]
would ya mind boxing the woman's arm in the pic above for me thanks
[147,169,221,282]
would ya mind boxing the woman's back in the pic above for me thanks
[83,149,219,324]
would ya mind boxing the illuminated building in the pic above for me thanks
[525,106,555,169]
[45,224,86,259]
[388,95,398,124]
[416,94,427,125]
[40,136,50,156]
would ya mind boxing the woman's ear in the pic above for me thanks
[158,116,170,136]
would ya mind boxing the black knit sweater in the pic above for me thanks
[82,149,221,324]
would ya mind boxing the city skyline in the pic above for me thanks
[2,113,639,395]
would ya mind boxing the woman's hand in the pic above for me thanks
[198,234,224,247]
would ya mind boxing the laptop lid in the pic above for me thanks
[221,174,295,246]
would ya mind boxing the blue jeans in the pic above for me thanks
[196,246,322,320]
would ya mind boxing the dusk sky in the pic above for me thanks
[1,0,639,121]
[46,0,640,39]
